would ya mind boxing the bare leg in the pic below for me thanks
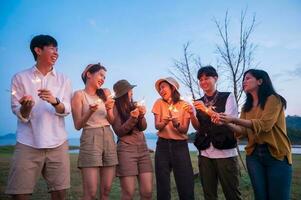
[81,167,99,200]
[120,176,136,200]
[138,172,153,200]
[99,166,116,200]
[51,189,66,200]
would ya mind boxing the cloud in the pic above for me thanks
[271,64,301,82]
[290,65,301,77]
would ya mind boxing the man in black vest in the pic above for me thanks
[185,66,241,200]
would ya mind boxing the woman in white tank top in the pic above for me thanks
[71,64,118,200]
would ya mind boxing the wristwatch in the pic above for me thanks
[51,97,60,107]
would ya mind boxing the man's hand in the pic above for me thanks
[19,95,35,118]
[38,89,56,104]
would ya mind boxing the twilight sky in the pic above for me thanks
[0,0,300,137]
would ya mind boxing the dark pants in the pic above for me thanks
[198,155,241,200]
[246,144,292,200]
[155,137,194,200]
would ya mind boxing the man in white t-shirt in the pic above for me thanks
[5,35,72,200]
[186,66,242,200]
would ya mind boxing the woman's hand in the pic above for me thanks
[105,98,115,110]
[137,105,146,117]
[183,103,194,116]
[219,113,235,124]
[130,108,140,118]
[89,104,99,112]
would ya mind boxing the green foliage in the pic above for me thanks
[0,148,300,199]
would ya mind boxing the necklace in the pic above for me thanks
[203,91,219,111]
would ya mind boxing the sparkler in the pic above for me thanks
[6,89,16,96]
[31,77,41,84]
[94,99,102,104]
[136,97,145,107]
[107,91,115,99]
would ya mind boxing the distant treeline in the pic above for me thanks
[287,115,301,145]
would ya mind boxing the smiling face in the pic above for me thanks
[86,69,106,89]
[198,74,217,95]
[35,45,58,66]
[243,72,262,93]
[159,81,173,102]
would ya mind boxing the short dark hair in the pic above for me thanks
[197,65,218,79]
[30,35,57,61]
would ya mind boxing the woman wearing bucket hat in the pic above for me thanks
[71,63,118,200]
[112,79,153,200]
[152,77,194,200]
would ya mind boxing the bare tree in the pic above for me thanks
[170,42,202,100]
[214,9,257,104]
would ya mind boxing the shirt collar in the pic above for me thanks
[31,65,57,76]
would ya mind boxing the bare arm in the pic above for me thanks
[71,91,95,130]
[103,88,115,124]
[154,114,169,131]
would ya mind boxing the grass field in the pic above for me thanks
[0,146,300,199]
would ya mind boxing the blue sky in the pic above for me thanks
[0,0,300,138]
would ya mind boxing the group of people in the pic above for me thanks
[5,34,292,200]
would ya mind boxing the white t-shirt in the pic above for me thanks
[11,66,72,148]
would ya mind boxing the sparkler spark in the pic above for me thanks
[31,77,41,84]
[108,92,115,99]
[6,89,16,96]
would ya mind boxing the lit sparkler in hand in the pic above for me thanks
[107,91,116,99]
[194,101,216,117]
[168,104,179,119]
[136,97,145,107]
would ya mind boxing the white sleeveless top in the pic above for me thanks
[81,90,110,129]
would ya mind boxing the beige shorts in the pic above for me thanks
[5,141,70,194]
[78,126,118,168]
[116,141,153,177]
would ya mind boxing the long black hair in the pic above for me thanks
[82,64,107,102]
[114,93,135,124]
[242,69,287,112]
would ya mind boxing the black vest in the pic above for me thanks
[194,92,237,150]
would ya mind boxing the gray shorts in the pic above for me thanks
[78,126,118,168]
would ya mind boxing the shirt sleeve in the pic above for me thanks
[224,93,238,117]
[112,107,138,137]
[250,95,283,135]
[11,74,31,123]
[151,99,161,115]
[55,78,72,117]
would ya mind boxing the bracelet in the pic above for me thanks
[51,97,60,107]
